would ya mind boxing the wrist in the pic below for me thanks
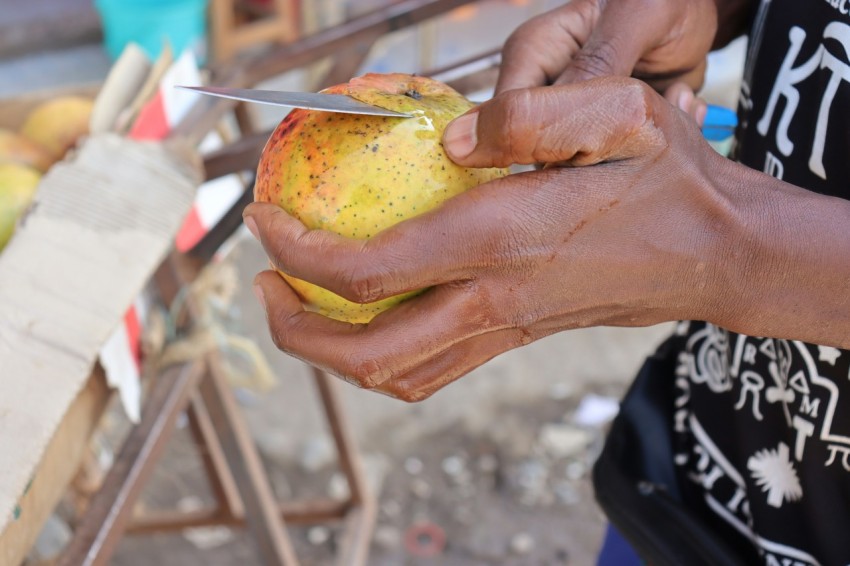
[696,157,850,347]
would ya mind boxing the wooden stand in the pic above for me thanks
[209,0,301,63]
[54,2,500,565]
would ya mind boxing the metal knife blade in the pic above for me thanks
[177,85,414,118]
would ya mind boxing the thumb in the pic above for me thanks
[443,77,665,168]
[553,1,665,84]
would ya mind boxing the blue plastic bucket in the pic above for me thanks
[95,0,209,62]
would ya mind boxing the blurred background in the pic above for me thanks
[0,1,745,564]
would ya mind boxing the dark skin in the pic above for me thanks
[244,0,850,401]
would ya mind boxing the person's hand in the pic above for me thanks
[495,0,718,95]
[244,77,736,401]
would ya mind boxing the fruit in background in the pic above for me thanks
[0,128,55,172]
[0,163,41,250]
[255,73,508,323]
[20,96,94,161]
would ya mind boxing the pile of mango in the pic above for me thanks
[0,96,93,250]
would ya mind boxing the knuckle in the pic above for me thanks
[615,77,655,131]
[570,39,619,79]
[339,262,385,304]
[492,89,536,165]
[267,309,314,354]
[392,380,434,403]
[269,237,291,270]
[330,240,390,303]
[342,353,385,389]
[268,314,296,352]
[455,279,502,330]
[269,324,288,351]
[399,388,432,403]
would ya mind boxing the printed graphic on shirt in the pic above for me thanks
[675,411,823,566]
[747,442,802,508]
[674,320,849,564]
[680,324,850,471]
[737,8,850,197]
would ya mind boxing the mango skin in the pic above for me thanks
[0,128,54,172]
[0,163,41,250]
[255,73,507,323]
[20,96,93,161]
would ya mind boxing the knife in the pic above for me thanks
[178,85,737,139]
[176,85,414,118]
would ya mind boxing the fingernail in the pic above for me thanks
[253,283,266,309]
[677,89,693,112]
[443,111,478,159]
[244,215,259,241]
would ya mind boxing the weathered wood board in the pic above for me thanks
[0,134,200,565]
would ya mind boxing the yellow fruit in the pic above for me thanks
[20,96,93,161]
[255,73,508,323]
[0,128,55,172]
[0,163,41,250]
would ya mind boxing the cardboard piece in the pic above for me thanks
[0,133,200,545]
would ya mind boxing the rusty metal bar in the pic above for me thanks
[200,355,300,565]
[426,45,500,79]
[187,185,254,262]
[313,31,383,90]
[203,130,272,180]
[311,368,367,507]
[186,395,245,519]
[160,242,300,566]
[335,505,378,566]
[173,0,479,144]
[126,498,349,534]
[311,367,376,566]
[58,362,206,566]
[239,0,477,86]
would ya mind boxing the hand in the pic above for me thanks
[244,77,733,401]
[496,0,718,95]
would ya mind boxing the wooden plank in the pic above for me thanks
[58,362,206,566]
[0,367,110,566]
[0,134,201,552]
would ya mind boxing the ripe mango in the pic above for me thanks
[20,96,93,161]
[0,163,41,250]
[0,128,54,172]
[255,73,508,323]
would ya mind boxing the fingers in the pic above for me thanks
[664,82,708,127]
[245,201,460,304]
[374,327,531,401]
[254,268,537,402]
[495,1,599,94]
[556,0,714,86]
[552,0,683,85]
[244,173,549,306]
[444,77,666,168]
[636,59,708,96]
[497,0,715,94]
[253,268,503,391]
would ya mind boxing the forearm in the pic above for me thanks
[700,156,850,348]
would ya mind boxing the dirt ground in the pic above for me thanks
[97,237,674,566]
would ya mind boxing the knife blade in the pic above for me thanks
[179,86,737,140]
[176,85,415,118]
